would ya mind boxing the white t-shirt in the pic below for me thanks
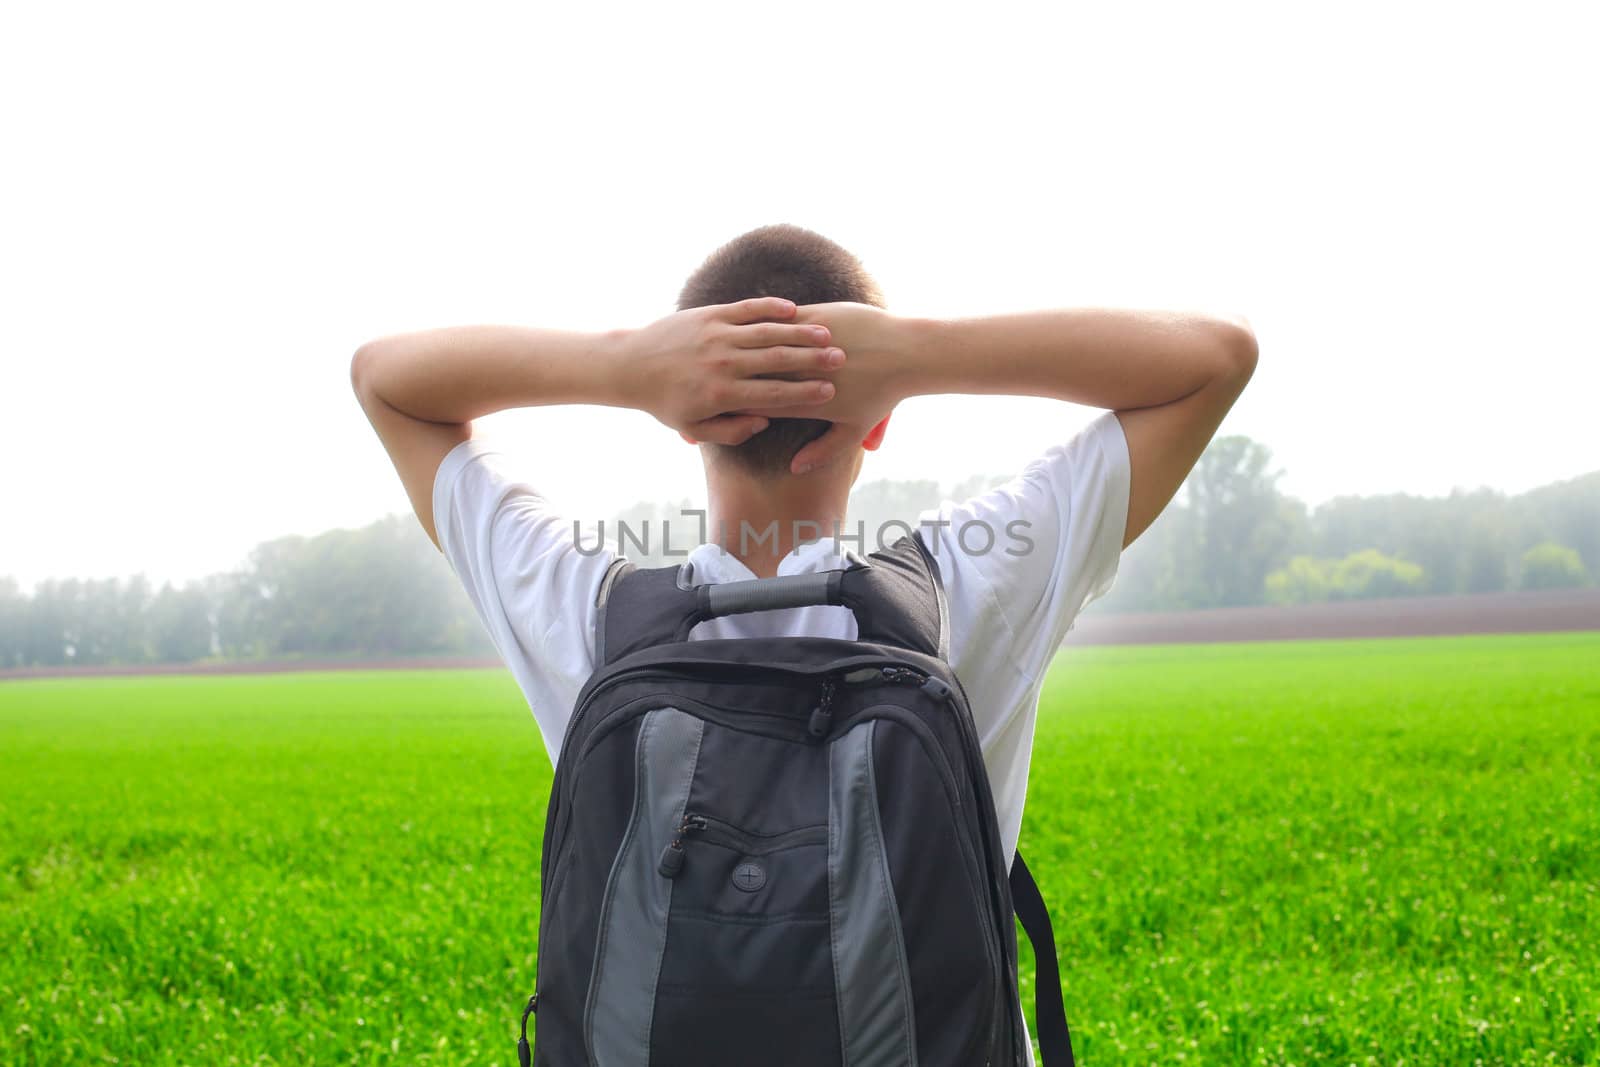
[432,410,1130,863]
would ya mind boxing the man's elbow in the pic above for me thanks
[1211,314,1259,384]
[350,341,383,403]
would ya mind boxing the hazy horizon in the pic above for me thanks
[4,449,1590,595]
[4,1,1595,592]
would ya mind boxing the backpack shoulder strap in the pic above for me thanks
[592,556,639,665]
[1011,852,1077,1066]
[594,559,696,666]
[593,531,950,666]
[839,531,949,660]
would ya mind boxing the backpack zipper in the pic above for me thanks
[562,652,940,754]
[565,656,940,768]
[807,676,837,737]
[812,664,937,737]
[516,992,537,1067]
[655,812,709,877]
[658,812,829,879]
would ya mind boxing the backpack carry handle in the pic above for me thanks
[694,569,848,623]
[598,537,946,664]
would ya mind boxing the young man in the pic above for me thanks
[351,222,1256,1019]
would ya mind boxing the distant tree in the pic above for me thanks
[1312,494,1454,594]
[1095,502,1185,612]
[1169,436,1303,608]
[1332,549,1425,599]
[1310,487,1524,596]
[1519,542,1589,590]
[150,582,214,662]
[241,515,493,658]
[66,579,107,663]
[0,576,24,668]
[1460,502,1512,594]
[1265,550,1424,603]
[1514,472,1600,581]
[25,579,73,665]
[1406,503,1469,595]
[203,568,268,659]
[1091,435,1308,613]
[1265,556,1334,605]
[89,575,152,663]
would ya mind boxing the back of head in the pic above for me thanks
[677,223,886,477]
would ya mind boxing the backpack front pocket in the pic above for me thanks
[652,811,839,1064]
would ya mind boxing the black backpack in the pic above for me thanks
[518,534,1076,1066]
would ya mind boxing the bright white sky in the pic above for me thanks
[2,1,1595,591]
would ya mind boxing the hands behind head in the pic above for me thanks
[625,297,903,475]
[621,296,838,448]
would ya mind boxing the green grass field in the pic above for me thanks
[2,632,1597,1065]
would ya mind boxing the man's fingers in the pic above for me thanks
[745,345,845,376]
[729,377,836,410]
[690,414,771,446]
[735,322,831,349]
[789,422,861,475]
[722,296,797,325]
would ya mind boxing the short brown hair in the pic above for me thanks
[677,223,886,476]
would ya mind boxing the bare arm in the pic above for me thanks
[738,303,1258,547]
[910,308,1258,549]
[350,298,843,549]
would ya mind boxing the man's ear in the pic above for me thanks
[861,414,891,452]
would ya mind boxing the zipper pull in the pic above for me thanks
[920,674,953,702]
[517,993,538,1067]
[881,665,923,685]
[657,813,707,878]
[808,676,838,738]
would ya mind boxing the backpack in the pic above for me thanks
[517,533,1076,1066]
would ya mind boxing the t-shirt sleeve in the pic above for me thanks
[918,410,1131,858]
[923,410,1131,694]
[432,437,619,765]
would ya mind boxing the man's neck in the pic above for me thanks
[705,478,850,579]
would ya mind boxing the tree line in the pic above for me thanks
[0,516,494,669]
[1,436,1593,668]
[1099,438,1595,612]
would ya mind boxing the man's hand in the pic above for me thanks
[729,301,911,473]
[730,301,1259,553]
[621,297,845,446]
[351,296,846,547]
